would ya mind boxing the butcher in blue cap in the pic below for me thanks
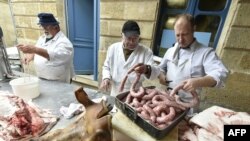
[17,13,75,83]
[100,20,155,96]
[37,13,59,25]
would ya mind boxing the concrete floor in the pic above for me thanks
[72,75,98,90]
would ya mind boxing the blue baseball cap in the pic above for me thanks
[37,13,59,25]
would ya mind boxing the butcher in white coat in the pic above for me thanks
[100,20,158,96]
[133,14,229,103]
[17,13,74,83]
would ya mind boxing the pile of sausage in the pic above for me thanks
[123,85,186,129]
[119,66,199,130]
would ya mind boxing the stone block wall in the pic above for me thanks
[9,0,65,45]
[200,0,250,112]
[0,0,16,47]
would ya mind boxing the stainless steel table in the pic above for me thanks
[0,74,113,131]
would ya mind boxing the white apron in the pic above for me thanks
[167,47,194,102]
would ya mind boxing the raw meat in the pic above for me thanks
[189,106,250,139]
[0,94,57,141]
[178,120,198,141]
[178,106,250,141]
[195,128,222,141]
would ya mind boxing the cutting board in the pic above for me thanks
[112,110,178,141]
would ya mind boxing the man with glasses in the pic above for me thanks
[17,13,74,83]
[100,20,155,96]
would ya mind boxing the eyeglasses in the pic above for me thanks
[123,34,140,42]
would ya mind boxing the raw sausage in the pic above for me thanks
[142,89,157,100]
[156,107,176,124]
[175,91,199,108]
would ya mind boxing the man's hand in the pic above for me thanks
[158,72,167,85]
[130,63,152,78]
[23,54,34,65]
[17,44,36,54]
[134,64,147,74]
[17,44,50,60]
[170,79,197,96]
[171,76,217,96]
[181,76,217,92]
[181,79,198,92]
[100,78,111,92]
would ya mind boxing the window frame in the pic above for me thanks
[153,0,232,56]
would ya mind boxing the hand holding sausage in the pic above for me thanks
[100,78,111,92]
[158,72,167,85]
[22,54,34,65]
[131,63,148,74]
[181,78,198,92]
[17,44,37,54]
[170,79,197,96]
[180,76,217,92]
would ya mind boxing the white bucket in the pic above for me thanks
[9,77,40,101]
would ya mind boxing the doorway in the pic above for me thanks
[66,0,99,81]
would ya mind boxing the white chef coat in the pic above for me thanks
[34,31,74,83]
[102,42,157,97]
[155,40,229,101]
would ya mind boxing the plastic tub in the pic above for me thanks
[9,77,40,101]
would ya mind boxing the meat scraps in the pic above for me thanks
[0,94,57,141]
[178,105,250,141]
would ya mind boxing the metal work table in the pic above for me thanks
[1,74,178,141]
[0,73,113,131]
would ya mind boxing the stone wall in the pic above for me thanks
[0,0,16,47]
[200,0,250,112]
[9,0,66,45]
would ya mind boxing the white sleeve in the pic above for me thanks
[102,45,113,80]
[47,41,73,66]
[149,49,170,80]
[203,49,229,88]
[142,47,161,80]
[149,65,161,80]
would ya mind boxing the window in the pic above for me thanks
[195,15,221,47]
[198,0,227,11]
[166,0,188,9]
[154,0,231,57]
